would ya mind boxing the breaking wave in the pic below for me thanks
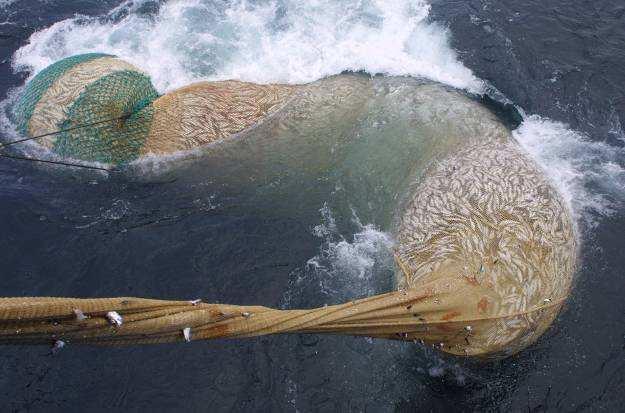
[11,0,483,92]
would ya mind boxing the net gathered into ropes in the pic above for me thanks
[1,54,577,360]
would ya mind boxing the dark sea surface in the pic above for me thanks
[0,1,623,411]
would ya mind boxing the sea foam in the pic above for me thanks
[11,0,483,93]
[514,115,625,225]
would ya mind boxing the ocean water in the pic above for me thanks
[0,0,623,411]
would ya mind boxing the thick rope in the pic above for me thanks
[0,279,566,358]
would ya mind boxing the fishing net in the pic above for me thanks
[393,139,576,357]
[54,71,158,164]
[13,54,298,163]
[12,53,112,135]
[2,56,577,360]
[142,80,297,155]
[13,54,159,164]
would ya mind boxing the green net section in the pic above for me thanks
[54,70,159,165]
[12,53,113,135]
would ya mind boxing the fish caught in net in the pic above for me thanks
[2,55,577,359]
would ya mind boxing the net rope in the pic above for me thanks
[0,282,566,352]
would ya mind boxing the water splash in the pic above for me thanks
[281,204,393,304]
[309,205,394,282]
[11,0,483,92]
[513,115,625,226]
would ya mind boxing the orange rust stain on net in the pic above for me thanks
[464,275,480,286]
[436,323,457,333]
[422,286,436,297]
[477,297,489,313]
[203,322,230,337]
[208,308,225,318]
[441,311,462,321]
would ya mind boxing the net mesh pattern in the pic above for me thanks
[12,53,112,134]
[53,70,159,164]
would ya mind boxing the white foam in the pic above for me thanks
[307,204,394,295]
[11,0,483,93]
[514,115,625,225]
[318,225,394,280]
